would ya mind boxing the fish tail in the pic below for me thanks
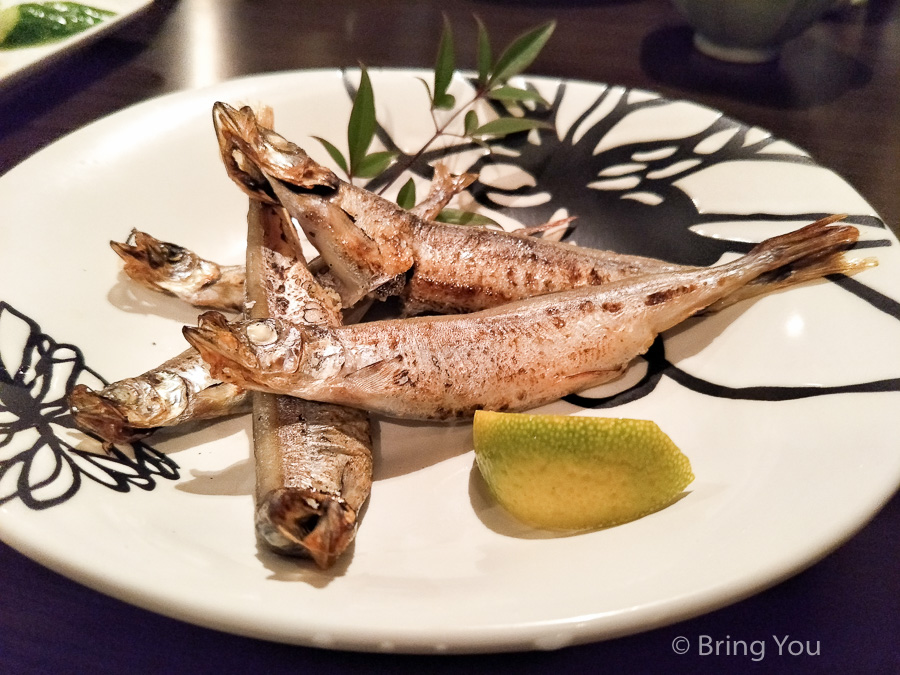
[649,216,866,329]
[710,246,877,311]
[746,215,858,268]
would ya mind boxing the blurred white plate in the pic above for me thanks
[0,70,898,653]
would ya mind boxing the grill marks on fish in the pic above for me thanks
[645,284,697,306]
[68,348,250,444]
[244,200,373,569]
[185,218,866,421]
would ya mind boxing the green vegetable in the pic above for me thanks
[313,65,398,182]
[0,2,116,49]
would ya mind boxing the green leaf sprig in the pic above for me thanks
[419,18,555,147]
[316,17,556,215]
[378,17,556,214]
[314,67,398,182]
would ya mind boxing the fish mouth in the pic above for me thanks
[109,229,157,265]
[183,311,264,384]
[212,101,339,201]
[67,384,151,445]
[110,230,184,275]
[212,103,277,203]
[256,488,358,569]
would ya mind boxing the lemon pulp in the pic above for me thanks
[473,410,694,531]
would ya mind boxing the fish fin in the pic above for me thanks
[709,250,878,312]
[566,367,626,391]
[344,356,409,393]
[516,216,577,239]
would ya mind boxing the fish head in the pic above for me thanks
[212,102,339,203]
[111,230,214,289]
[67,384,153,445]
[256,488,358,569]
[184,311,341,391]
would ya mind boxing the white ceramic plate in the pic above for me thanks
[0,0,152,86]
[1,70,899,653]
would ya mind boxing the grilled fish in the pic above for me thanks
[111,230,246,312]
[214,103,861,318]
[185,219,868,420]
[68,349,249,444]
[244,199,372,569]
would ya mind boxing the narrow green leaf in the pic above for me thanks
[433,16,455,109]
[487,86,548,106]
[312,136,348,174]
[488,21,555,87]
[475,16,492,87]
[396,178,417,210]
[435,208,498,226]
[347,66,377,174]
[355,150,397,179]
[464,109,479,136]
[434,93,456,110]
[471,117,552,138]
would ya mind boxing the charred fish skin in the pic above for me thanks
[185,219,867,420]
[111,230,246,313]
[396,217,689,316]
[220,102,830,319]
[216,101,682,311]
[68,348,250,444]
[244,199,373,569]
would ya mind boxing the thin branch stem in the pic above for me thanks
[376,87,488,195]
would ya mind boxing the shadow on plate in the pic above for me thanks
[106,273,230,325]
[640,24,871,110]
[174,457,255,497]
[371,416,475,480]
[168,414,253,496]
[255,539,356,586]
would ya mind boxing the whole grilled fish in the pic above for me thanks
[244,199,372,569]
[185,219,867,420]
[111,230,246,312]
[213,103,860,317]
[68,349,250,444]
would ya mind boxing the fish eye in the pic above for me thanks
[246,320,278,345]
[164,245,185,263]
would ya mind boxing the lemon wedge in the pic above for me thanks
[473,410,694,531]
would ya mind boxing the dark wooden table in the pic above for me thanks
[1,1,898,672]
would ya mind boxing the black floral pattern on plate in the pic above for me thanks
[0,302,179,511]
